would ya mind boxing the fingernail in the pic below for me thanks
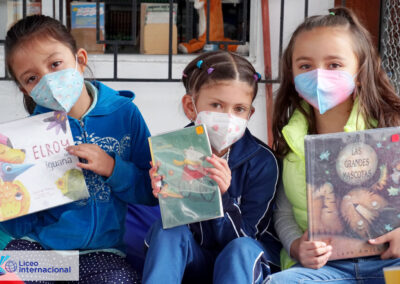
[370,239,375,243]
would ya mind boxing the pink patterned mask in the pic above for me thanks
[194,111,247,153]
[294,69,355,114]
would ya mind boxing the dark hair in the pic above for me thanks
[182,50,260,101]
[272,7,400,158]
[5,15,78,114]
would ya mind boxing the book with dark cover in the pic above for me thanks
[305,127,400,260]
[148,125,223,229]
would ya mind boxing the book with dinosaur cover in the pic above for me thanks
[305,127,400,260]
[148,125,223,229]
[0,111,88,222]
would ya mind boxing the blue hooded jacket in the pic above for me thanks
[0,81,156,252]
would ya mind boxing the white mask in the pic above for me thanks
[194,111,247,152]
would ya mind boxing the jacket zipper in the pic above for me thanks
[79,119,97,248]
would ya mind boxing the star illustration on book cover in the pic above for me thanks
[43,111,67,135]
[0,134,33,221]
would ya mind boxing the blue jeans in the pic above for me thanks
[264,256,400,284]
[142,219,280,284]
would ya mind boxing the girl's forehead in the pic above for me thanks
[292,27,356,59]
[197,80,254,103]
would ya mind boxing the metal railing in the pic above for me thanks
[5,0,395,88]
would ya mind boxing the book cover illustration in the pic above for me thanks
[0,111,88,222]
[305,127,400,260]
[148,125,223,229]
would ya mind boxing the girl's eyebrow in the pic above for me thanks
[295,55,345,62]
[323,55,346,61]
[294,56,312,62]
[19,52,62,80]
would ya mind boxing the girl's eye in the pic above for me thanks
[329,63,341,69]
[234,106,247,113]
[26,76,37,84]
[211,103,222,109]
[52,61,62,68]
[299,64,311,70]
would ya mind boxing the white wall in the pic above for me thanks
[0,0,334,144]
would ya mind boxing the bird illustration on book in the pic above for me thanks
[0,179,30,221]
[56,168,86,200]
[0,162,33,182]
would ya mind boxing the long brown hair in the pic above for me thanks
[5,15,78,114]
[272,7,400,158]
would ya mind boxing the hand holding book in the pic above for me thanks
[369,227,400,259]
[204,154,231,195]
[66,144,115,178]
[149,154,231,198]
[290,230,332,269]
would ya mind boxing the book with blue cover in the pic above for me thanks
[305,127,400,260]
[148,125,223,229]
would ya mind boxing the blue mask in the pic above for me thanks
[30,61,84,112]
[294,69,355,114]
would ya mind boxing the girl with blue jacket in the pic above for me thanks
[2,15,156,282]
[143,50,281,284]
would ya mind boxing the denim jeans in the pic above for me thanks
[265,256,400,284]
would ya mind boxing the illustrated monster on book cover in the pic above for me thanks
[306,129,400,260]
[0,133,33,221]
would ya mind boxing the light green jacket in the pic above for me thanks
[280,99,375,269]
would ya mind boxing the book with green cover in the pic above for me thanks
[148,124,223,229]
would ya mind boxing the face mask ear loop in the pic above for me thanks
[191,96,198,122]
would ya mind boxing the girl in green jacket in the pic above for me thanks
[268,7,400,284]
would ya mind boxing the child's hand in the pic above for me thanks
[205,154,231,195]
[290,230,332,269]
[66,144,115,177]
[369,227,400,259]
[149,161,163,199]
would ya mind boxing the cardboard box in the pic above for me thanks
[140,3,177,54]
[7,0,41,29]
[70,1,105,54]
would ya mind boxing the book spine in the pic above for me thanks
[305,137,314,241]
[148,137,155,165]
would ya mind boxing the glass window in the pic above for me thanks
[65,0,250,56]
